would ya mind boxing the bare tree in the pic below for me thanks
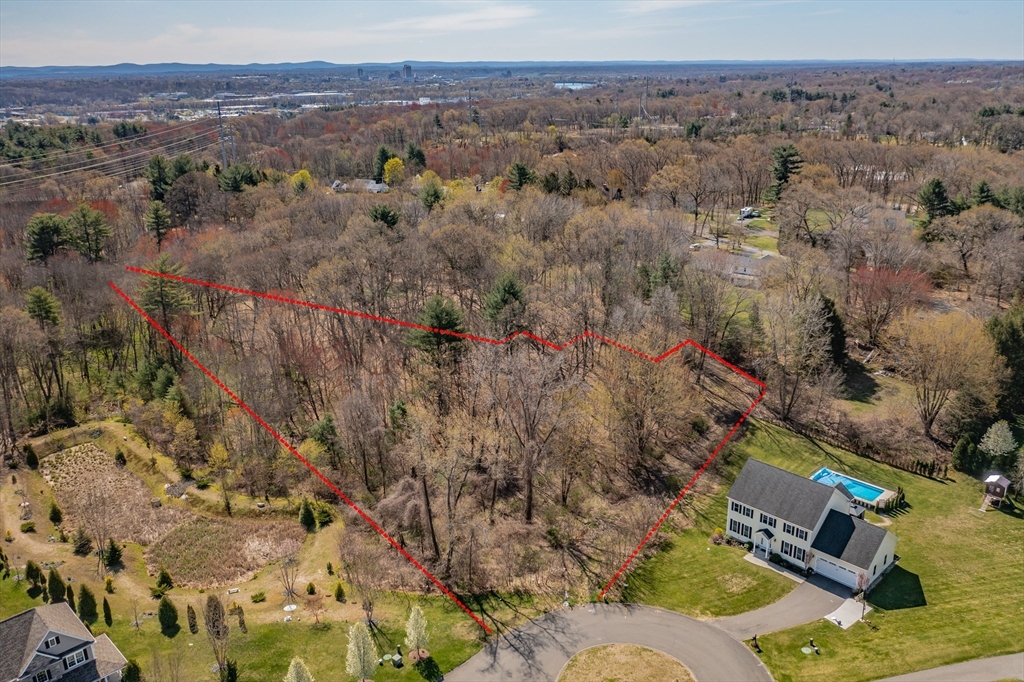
[203,594,230,677]
[303,594,326,624]
[278,557,300,605]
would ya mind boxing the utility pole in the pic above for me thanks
[217,101,228,170]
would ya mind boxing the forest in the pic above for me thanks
[1,62,1023,604]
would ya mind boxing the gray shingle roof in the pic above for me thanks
[0,602,95,680]
[727,459,839,530]
[811,509,891,570]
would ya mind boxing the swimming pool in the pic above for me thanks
[811,468,885,503]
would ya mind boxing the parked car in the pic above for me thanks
[739,207,761,220]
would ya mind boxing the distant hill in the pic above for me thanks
[0,59,988,79]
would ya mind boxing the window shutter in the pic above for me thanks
[63,658,69,670]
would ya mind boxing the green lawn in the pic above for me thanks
[732,422,1024,682]
[745,234,779,253]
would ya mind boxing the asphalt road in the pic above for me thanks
[713,573,850,640]
[872,652,1024,682]
[445,603,772,682]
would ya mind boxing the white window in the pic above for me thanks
[759,513,776,528]
[729,518,752,538]
[44,636,60,649]
[729,518,740,534]
[64,649,88,670]
[731,500,741,513]
[781,542,806,562]
[782,523,807,541]
[742,505,753,519]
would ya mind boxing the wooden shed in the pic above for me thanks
[984,474,1011,508]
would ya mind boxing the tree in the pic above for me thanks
[66,585,76,613]
[507,162,536,191]
[78,584,98,624]
[383,157,405,185]
[404,606,429,661]
[218,163,261,192]
[25,445,39,469]
[203,594,230,677]
[889,311,1002,437]
[987,301,1024,420]
[138,254,193,334]
[284,657,315,682]
[48,502,62,525]
[187,603,199,634]
[373,145,396,182]
[406,142,427,169]
[333,582,345,602]
[918,178,952,223]
[147,154,174,201]
[345,621,378,682]
[25,287,60,327]
[482,272,526,336]
[291,169,313,194]
[145,200,173,251]
[299,499,316,531]
[419,171,444,212]
[764,145,802,203]
[104,537,122,568]
[157,568,174,590]
[158,595,178,634]
[980,421,1018,472]
[973,180,996,206]
[279,556,300,604]
[72,527,93,556]
[67,202,112,263]
[368,204,400,229]
[166,170,216,231]
[303,593,325,624]
[123,660,142,682]
[405,295,467,366]
[25,560,43,587]
[103,597,113,626]
[25,213,70,264]
[47,567,66,603]
[850,267,929,346]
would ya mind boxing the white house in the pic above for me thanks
[726,459,897,590]
[0,602,127,682]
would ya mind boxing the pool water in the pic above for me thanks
[811,468,885,502]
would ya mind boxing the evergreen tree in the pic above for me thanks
[187,603,199,634]
[25,560,42,587]
[67,202,112,263]
[24,445,39,469]
[368,204,400,229]
[104,538,122,568]
[987,301,1024,421]
[26,287,61,327]
[48,502,62,525]
[145,200,173,251]
[483,272,526,336]
[66,585,76,613]
[345,621,378,681]
[156,568,174,590]
[78,584,98,624]
[299,499,316,532]
[918,178,952,222]
[123,660,142,682]
[820,295,848,368]
[373,145,396,183]
[146,154,174,201]
[47,568,66,603]
[405,295,467,365]
[405,142,427,168]
[158,595,178,633]
[284,657,315,682]
[952,435,974,473]
[25,213,70,264]
[973,180,996,206]
[218,163,261,192]
[103,597,113,626]
[72,527,93,556]
[138,254,193,331]
[763,145,803,203]
[506,162,536,191]
[334,583,345,602]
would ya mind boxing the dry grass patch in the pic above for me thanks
[146,516,305,587]
[44,443,189,544]
[559,644,694,682]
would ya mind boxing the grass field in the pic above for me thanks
[729,422,1024,682]
[558,644,694,682]
[745,234,779,253]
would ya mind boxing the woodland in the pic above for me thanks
[1,62,1023,603]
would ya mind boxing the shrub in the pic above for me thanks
[150,585,169,599]
[187,603,199,634]
[3,529,12,542]
[314,503,333,528]
[158,595,178,633]
[334,583,345,602]
[250,590,266,603]
[299,499,315,532]
[156,568,174,590]
[48,502,63,525]
[326,561,334,576]
[104,576,114,593]
[72,527,93,556]
[20,522,35,533]
[306,581,316,595]
[114,448,127,467]
[24,445,38,469]
[690,415,710,435]
[104,538,123,568]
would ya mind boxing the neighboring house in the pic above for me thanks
[726,459,897,590]
[333,179,388,193]
[0,602,127,682]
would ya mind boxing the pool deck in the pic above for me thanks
[811,468,895,511]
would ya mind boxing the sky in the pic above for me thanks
[1,0,1023,67]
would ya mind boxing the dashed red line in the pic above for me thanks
[121,267,766,619]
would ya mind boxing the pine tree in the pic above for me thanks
[346,621,378,682]
[973,180,996,206]
[25,560,42,587]
[145,200,173,251]
[952,436,973,473]
[48,502,62,525]
[187,603,199,634]
[918,178,952,222]
[334,583,345,603]
[47,568,66,603]
[67,202,112,263]
[26,287,61,327]
[373,145,396,183]
[157,568,174,590]
[24,445,39,469]
[25,213,70,264]
[405,295,467,365]
[506,162,536,191]
[146,154,173,201]
[404,605,429,660]
[72,527,93,556]
[158,595,178,634]
[123,660,142,682]
[299,499,316,532]
[66,583,76,613]
[103,597,113,626]
[104,538,123,568]
[78,585,98,624]
[284,657,315,682]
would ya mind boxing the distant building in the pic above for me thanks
[335,179,388,194]
[357,68,364,79]
[0,602,128,682]
[403,64,412,79]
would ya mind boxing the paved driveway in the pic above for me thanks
[713,574,850,640]
[445,603,772,682]
[872,652,1024,681]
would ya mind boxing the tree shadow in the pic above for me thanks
[885,501,913,518]
[843,363,880,403]
[414,656,443,682]
[995,500,1023,519]
[160,623,181,638]
[868,566,926,610]
[27,584,44,599]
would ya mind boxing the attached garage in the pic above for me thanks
[814,555,858,588]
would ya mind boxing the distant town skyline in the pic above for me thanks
[1,0,1022,68]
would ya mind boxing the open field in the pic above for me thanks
[558,644,695,682]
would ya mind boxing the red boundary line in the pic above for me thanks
[118,268,767,618]
[109,281,493,633]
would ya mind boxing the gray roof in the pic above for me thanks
[0,602,94,680]
[727,459,845,530]
[811,509,892,570]
[60,634,127,682]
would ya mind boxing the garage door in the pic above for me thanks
[815,556,857,587]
